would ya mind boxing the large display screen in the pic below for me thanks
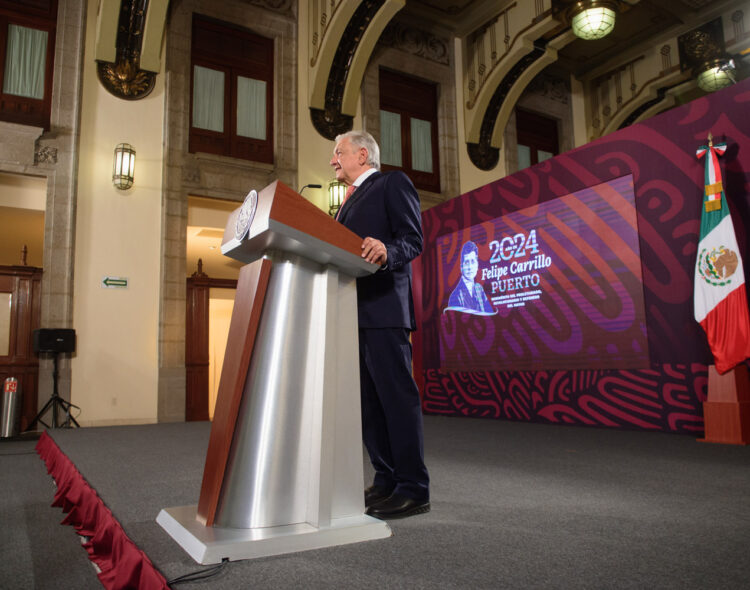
[436,174,649,371]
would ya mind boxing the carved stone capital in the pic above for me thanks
[467,142,499,171]
[96,0,157,100]
[35,144,58,165]
[97,59,156,100]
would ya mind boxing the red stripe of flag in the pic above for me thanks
[699,284,750,373]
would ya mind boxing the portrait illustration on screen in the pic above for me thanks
[444,240,496,316]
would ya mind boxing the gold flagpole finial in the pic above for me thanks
[707,131,713,146]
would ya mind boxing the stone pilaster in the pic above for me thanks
[158,0,298,421]
[0,0,86,409]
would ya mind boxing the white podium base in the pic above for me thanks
[156,505,392,565]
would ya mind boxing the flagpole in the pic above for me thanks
[694,131,750,444]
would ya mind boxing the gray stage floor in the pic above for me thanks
[4,416,750,589]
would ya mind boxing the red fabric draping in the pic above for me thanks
[35,432,170,590]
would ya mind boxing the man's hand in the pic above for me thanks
[361,237,387,266]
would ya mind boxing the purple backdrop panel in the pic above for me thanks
[436,175,648,371]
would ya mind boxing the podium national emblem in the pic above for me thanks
[235,189,258,241]
[697,246,739,286]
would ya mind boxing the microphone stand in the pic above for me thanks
[299,183,322,195]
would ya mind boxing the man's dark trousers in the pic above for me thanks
[359,327,429,502]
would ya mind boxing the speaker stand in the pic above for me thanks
[26,352,80,430]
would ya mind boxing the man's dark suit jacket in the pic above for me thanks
[336,170,423,330]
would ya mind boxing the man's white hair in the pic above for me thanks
[336,130,381,170]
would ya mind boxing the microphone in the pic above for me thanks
[299,183,322,195]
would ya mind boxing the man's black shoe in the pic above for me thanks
[365,485,393,508]
[366,493,430,520]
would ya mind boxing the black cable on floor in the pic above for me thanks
[167,558,229,585]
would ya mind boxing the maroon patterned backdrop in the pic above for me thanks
[414,78,750,435]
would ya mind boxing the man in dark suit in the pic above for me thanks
[330,130,430,519]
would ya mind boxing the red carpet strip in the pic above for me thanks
[35,431,169,589]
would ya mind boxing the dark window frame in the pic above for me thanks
[515,108,559,168]
[0,0,57,130]
[189,14,274,164]
[379,68,440,193]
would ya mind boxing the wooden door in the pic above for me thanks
[0,265,42,431]
[186,272,237,421]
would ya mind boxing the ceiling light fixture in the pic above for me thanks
[696,59,736,93]
[569,1,617,41]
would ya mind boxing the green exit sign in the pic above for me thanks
[101,276,128,289]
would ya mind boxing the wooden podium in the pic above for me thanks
[157,181,391,563]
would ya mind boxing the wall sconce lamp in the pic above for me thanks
[113,143,136,190]
[696,59,736,93]
[569,1,617,41]
[328,180,346,217]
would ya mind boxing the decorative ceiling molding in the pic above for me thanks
[581,7,750,141]
[467,44,546,170]
[244,0,296,18]
[463,1,565,145]
[595,55,690,138]
[678,17,727,73]
[378,21,450,65]
[525,73,569,104]
[465,19,576,170]
[309,0,406,140]
[310,0,385,138]
[95,0,169,100]
[309,0,349,69]
[617,79,691,130]
[140,0,169,72]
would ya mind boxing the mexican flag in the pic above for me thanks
[694,139,750,374]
